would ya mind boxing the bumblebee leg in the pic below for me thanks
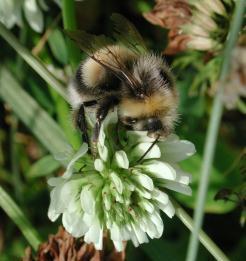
[92,96,119,144]
[83,100,97,107]
[76,104,90,146]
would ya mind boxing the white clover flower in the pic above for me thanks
[48,112,195,251]
[191,0,226,17]
[144,0,235,54]
[187,36,219,51]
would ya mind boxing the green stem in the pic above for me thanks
[0,22,68,102]
[173,201,229,261]
[0,185,41,250]
[186,1,246,261]
[62,0,81,70]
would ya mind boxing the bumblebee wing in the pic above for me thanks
[65,29,115,57]
[66,30,127,74]
[111,13,147,55]
[65,30,141,93]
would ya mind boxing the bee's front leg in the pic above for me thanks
[92,96,119,144]
[77,104,90,147]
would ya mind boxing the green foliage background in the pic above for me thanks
[0,0,245,260]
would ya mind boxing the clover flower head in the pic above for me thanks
[48,112,195,251]
[144,0,235,54]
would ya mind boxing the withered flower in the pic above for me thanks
[143,0,192,54]
[143,0,191,29]
[22,227,126,261]
[144,0,234,54]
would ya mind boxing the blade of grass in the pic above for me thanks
[0,22,68,101]
[0,67,69,157]
[0,185,41,250]
[186,1,246,261]
[62,0,81,70]
[172,200,229,261]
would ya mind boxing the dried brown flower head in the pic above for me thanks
[22,227,126,261]
[144,0,234,54]
[143,0,191,54]
[143,0,191,29]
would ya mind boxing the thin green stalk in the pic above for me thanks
[0,22,68,102]
[0,185,41,250]
[186,1,246,261]
[173,201,229,261]
[62,0,81,70]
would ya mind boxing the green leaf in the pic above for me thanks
[48,29,68,64]
[27,155,61,178]
[0,185,41,250]
[0,67,69,157]
[177,79,206,118]
[141,238,185,261]
[190,57,221,94]
[172,51,203,71]
[237,99,246,114]
[136,1,152,13]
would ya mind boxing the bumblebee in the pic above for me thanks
[67,14,178,147]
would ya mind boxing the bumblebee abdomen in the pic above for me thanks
[69,45,137,108]
[80,45,136,88]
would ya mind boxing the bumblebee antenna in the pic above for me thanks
[136,135,160,163]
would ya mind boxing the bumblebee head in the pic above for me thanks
[119,53,178,137]
[119,92,178,138]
